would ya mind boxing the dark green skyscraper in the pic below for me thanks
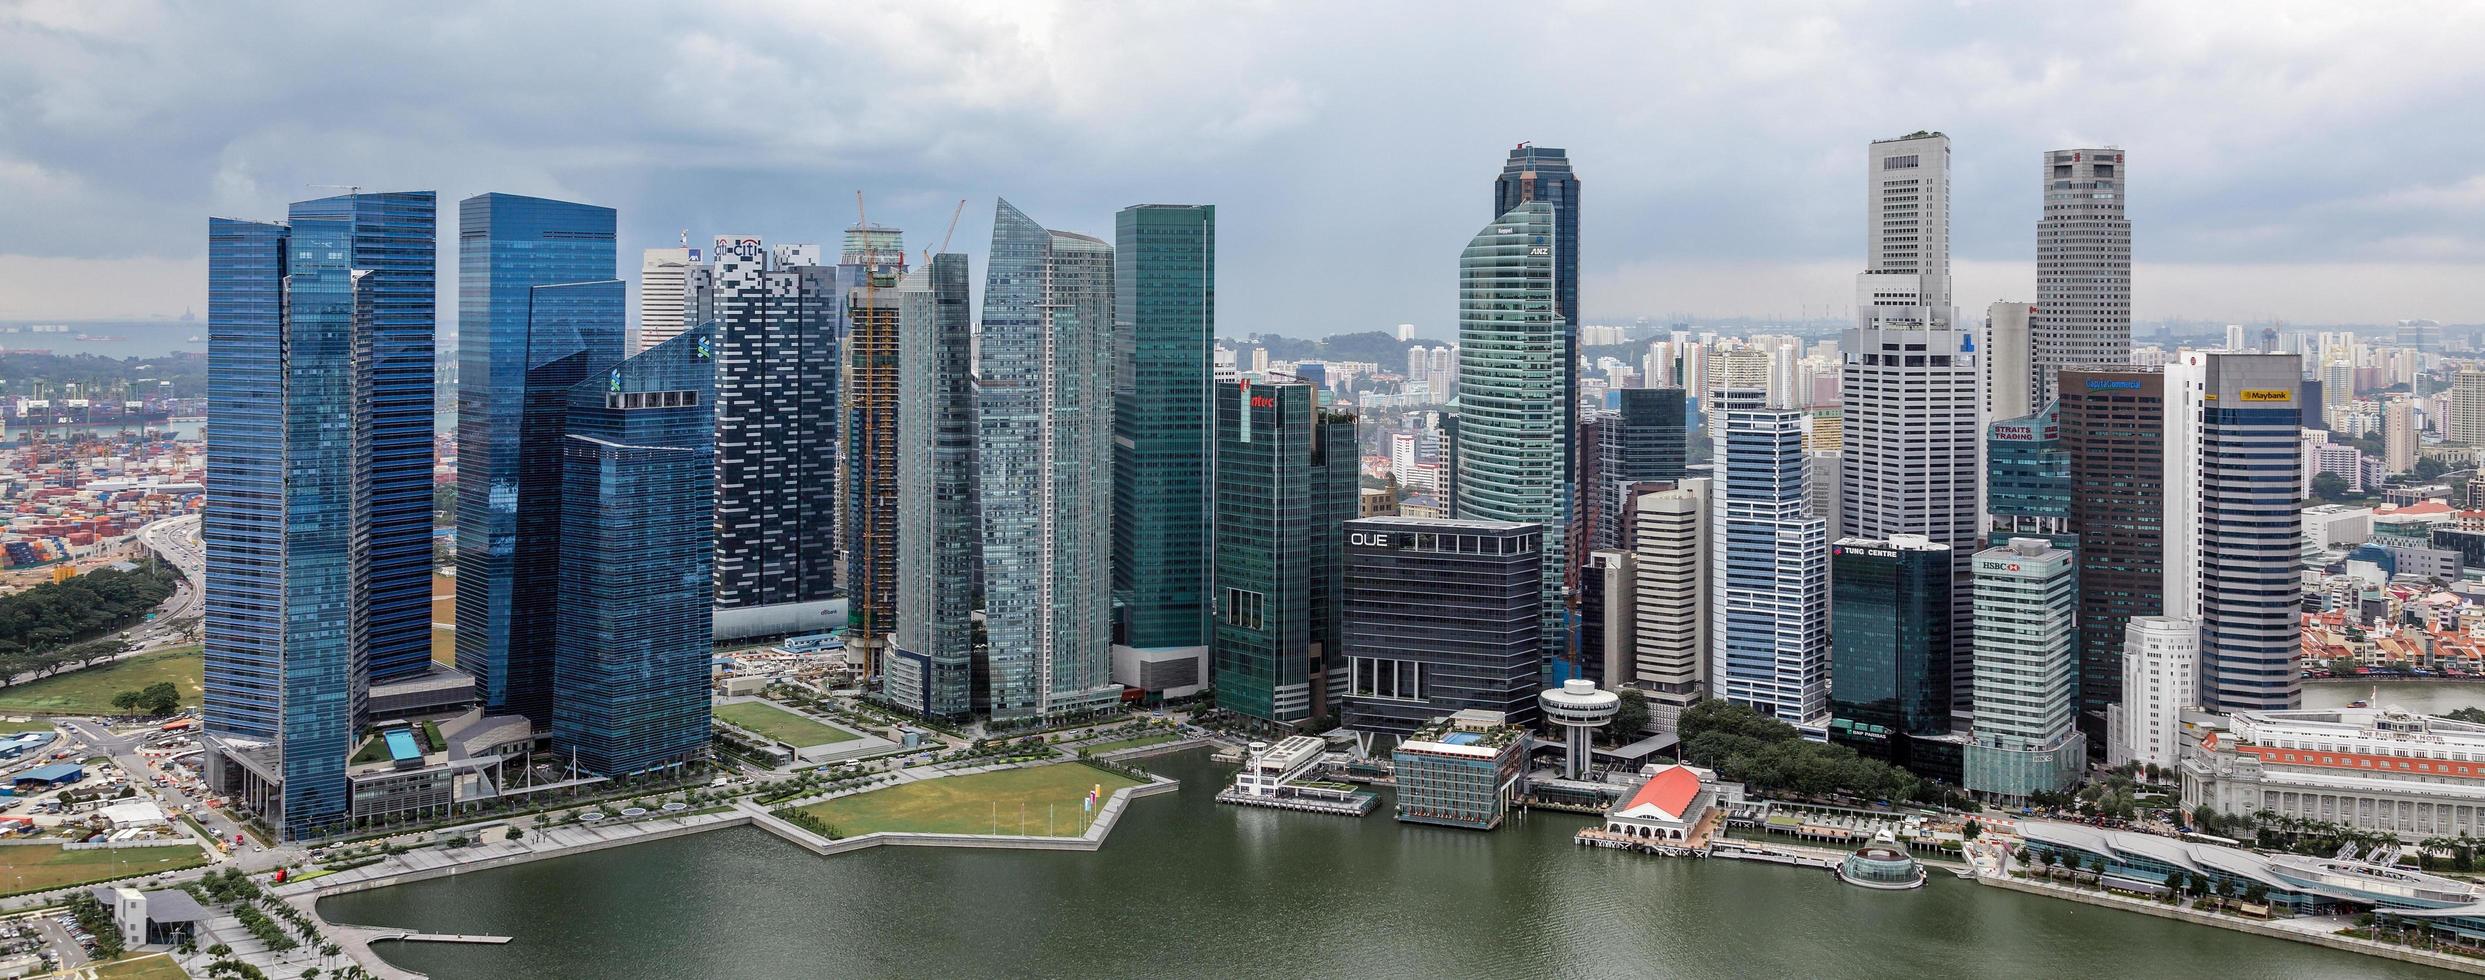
[1829,535,1954,777]
[1113,205,1216,695]
[1212,379,1356,725]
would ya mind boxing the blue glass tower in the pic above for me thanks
[890,254,979,720]
[454,194,623,727]
[977,200,1118,720]
[287,192,438,682]
[552,323,716,775]
[204,191,436,840]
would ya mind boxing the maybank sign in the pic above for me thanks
[2237,389,2292,403]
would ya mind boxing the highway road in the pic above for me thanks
[132,513,203,648]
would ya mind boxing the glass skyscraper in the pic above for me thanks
[203,190,436,840]
[1338,517,1545,736]
[977,200,1118,720]
[1985,401,2070,537]
[454,193,623,726]
[1494,147,1581,525]
[891,254,978,720]
[1112,204,1216,675]
[706,237,840,623]
[1211,379,1355,725]
[1591,386,1688,552]
[1829,535,1953,766]
[551,323,716,776]
[287,192,439,683]
[1710,407,1830,726]
[1452,201,1571,668]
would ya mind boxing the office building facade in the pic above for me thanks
[637,244,697,354]
[1711,408,1830,726]
[1829,535,1953,765]
[890,254,978,720]
[707,236,841,630]
[1846,131,1979,719]
[1452,201,1571,666]
[2166,352,2303,712]
[204,192,436,840]
[2107,616,2197,770]
[1986,402,2069,537]
[1964,538,2085,800]
[1591,387,1688,552]
[1211,379,1355,725]
[2059,367,2166,740]
[1626,480,1708,736]
[2034,148,2132,402]
[1339,517,1543,736]
[1113,205,1217,690]
[551,323,716,776]
[1986,301,2037,424]
[978,200,1119,720]
[454,194,624,726]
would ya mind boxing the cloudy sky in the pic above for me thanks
[4,0,2482,338]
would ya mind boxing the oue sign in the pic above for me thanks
[1349,532,1393,548]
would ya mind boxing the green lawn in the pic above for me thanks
[0,646,203,716]
[92,953,193,980]
[798,763,1143,837]
[1084,732,1179,754]
[0,718,55,735]
[714,700,859,748]
[0,843,205,897]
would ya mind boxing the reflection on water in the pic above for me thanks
[2303,678,2485,715]
[319,749,2441,980]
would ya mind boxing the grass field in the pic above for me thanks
[0,718,55,735]
[797,763,1143,837]
[0,844,205,897]
[1083,732,1180,754]
[91,953,192,980]
[715,701,859,748]
[0,647,203,716]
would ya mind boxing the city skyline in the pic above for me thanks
[8,4,2485,329]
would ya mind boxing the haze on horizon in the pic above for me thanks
[3,0,2483,338]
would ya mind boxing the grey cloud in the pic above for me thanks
[1,0,2482,328]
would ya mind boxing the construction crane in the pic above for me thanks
[307,183,363,198]
[923,198,967,266]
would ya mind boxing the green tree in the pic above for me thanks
[1603,690,1650,742]
[2311,471,2352,501]
[111,689,145,713]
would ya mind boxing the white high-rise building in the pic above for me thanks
[1856,132,1953,331]
[637,245,698,354]
[1963,537,2084,800]
[1390,432,1419,487]
[1406,346,1429,383]
[2452,370,2485,446]
[2224,324,2248,352]
[1628,479,1709,736]
[2107,616,2197,770]
[1711,409,1829,727]
[2384,397,2417,474]
[1397,322,1416,342]
[2033,148,2131,402]
[1844,132,1980,720]
[1986,301,2036,424]
[2165,350,2303,712]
